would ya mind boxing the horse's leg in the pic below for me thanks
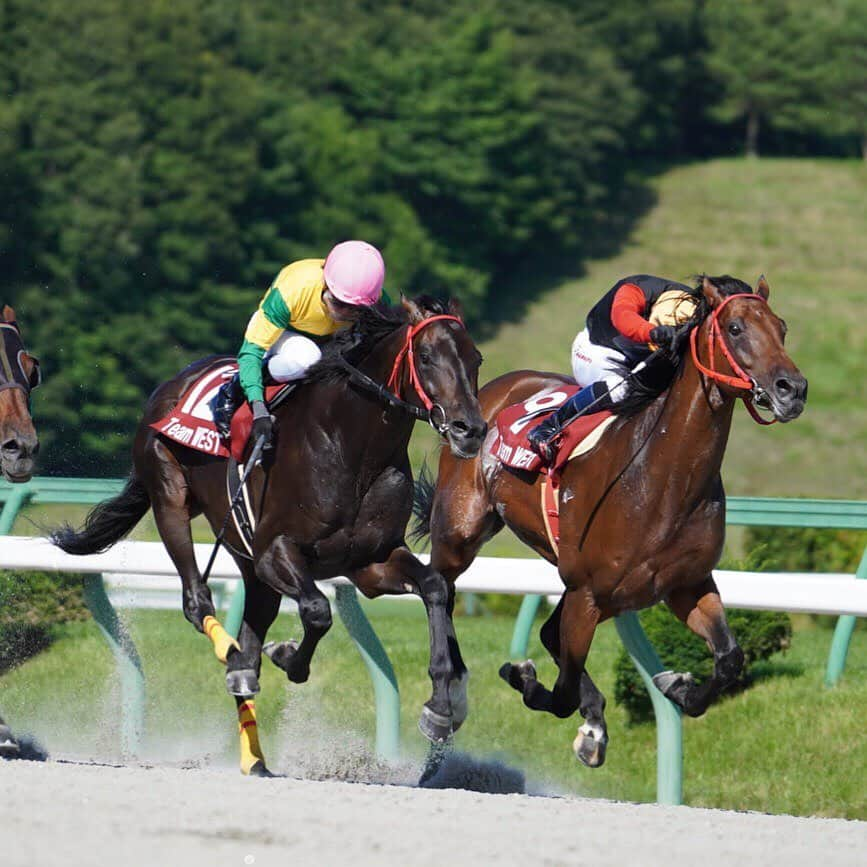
[653,576,745,718]
[352,547,456,743]
[225,567,282,776]
[429,476,503,734]
[255,535,333,684]
[144,444,238,662]
[0,714,18,757]
[537,595,608,767]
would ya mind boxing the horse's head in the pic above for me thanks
[697,276,807,423]
[400,296,487,458]
[0,305,40,481]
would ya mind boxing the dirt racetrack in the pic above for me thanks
[4,759,866,866]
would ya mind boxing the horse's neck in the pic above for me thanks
[636,346,736,505]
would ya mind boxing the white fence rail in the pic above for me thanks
[3,535,867,617]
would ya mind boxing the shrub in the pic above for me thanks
[744,527,867,574]
[613,604,791,724]
[0,571,88,674]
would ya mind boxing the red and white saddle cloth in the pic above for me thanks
[489,384,616,556]
[149,361,290,463]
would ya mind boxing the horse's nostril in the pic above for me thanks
[776,378,792,395]
[450,420,470,435]
[2,439,21,454]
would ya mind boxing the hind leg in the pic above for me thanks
[225,568,282,776]
[653,576,744,718]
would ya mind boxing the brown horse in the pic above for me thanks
[53,296,485,774]
[413,276,806,767]
[0,304,41,757]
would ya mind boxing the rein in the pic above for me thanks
[340,313,465,435]
[689,293,776,426]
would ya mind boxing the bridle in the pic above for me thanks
[0,322,40,400]
[338,313,466,435]
[689,293,776,425]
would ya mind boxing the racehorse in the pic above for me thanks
[413,276,807,767]
[0,304,41,757]
[53,295,486,774]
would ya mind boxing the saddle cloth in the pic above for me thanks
[149,361,294,462]
[489,384,615,476]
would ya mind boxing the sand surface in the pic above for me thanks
[3,759,865,867]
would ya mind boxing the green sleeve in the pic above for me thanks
[237,339,266,403]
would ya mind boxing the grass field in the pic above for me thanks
[2,603,865,819]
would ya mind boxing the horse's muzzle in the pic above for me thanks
[446,419,487,459]
[768,371,808,422]
[1,435,39,482]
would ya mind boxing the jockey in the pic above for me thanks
[211,240,386,447]
[527,274,698,462]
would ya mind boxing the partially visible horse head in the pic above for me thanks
[0,305,40,481]
[401,295,487,458]
[698,275,807,422]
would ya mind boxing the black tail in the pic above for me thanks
[51,474,151,555]
[410,460,436,544]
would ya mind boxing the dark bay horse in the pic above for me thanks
[0,304,41,757]
[413,276,806,767]
[53,296,485,774]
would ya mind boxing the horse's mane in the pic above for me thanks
[612,274,754,418]
[305,294,451,385]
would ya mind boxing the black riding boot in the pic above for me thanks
[526,381,611,462]
[210,373,244,439]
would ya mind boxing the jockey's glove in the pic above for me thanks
[251,400,274,449]
[649,324,679,355]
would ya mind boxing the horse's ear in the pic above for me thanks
[448,297,465,320]
[400,293,424,323]
[756,274,770,300]
[2,305,16,323]
[701,276,725,309]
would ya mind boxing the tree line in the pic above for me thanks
[0,0,863,474]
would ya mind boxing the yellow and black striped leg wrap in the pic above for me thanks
[203,615,240,664]
[238,699,268,776]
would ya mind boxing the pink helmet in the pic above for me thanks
[323,240,385,305]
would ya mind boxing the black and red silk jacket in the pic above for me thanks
[585,274,693,357]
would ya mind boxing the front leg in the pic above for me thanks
[352,547,456,743]
[653,576,744,718]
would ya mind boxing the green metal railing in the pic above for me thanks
[2,479,865,801]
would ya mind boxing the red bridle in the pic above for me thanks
[386,314,465,418]
[689,293,776,425]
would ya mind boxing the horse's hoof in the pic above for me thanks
[572,723,608,768]
[0,725,19,759]
[499,659,537,693]
[418,705,453,743]
[263,640,309,683]
[652,670,693,701]
[448,672,469,734]
[245,760,274,778]
[226,669,260,697]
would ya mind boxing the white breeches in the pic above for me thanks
[570,328,630,401]
[266,333,322,382]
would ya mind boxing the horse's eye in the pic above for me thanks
[418,352,432,366]
[728,322,742,337]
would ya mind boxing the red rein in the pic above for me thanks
[689,293,776,426]
[386,314,464,411]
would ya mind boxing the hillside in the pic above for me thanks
[414,158,867,501]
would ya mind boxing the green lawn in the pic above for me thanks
[2,603,865,819]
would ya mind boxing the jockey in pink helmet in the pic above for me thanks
[211,240,386,447]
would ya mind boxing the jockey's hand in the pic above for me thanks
[250,400,274,450]
[649,324,679,355]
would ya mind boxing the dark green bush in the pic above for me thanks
[0,571,88,674]
[614,604,791,724]
[745,527,867,574]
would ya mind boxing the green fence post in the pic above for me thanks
[0,485,30,535]
[82,574,146,758]
[509,594,543,658]
[615,611,683,806]
[333,584,400,761]
[825,545,867,687]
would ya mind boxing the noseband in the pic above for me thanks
[689,293,775,425]
[337,313,466,435]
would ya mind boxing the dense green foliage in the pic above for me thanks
[0,570,88,673]
[745,528,867,574]
[613,605,792,724]
[1,0,863,473]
